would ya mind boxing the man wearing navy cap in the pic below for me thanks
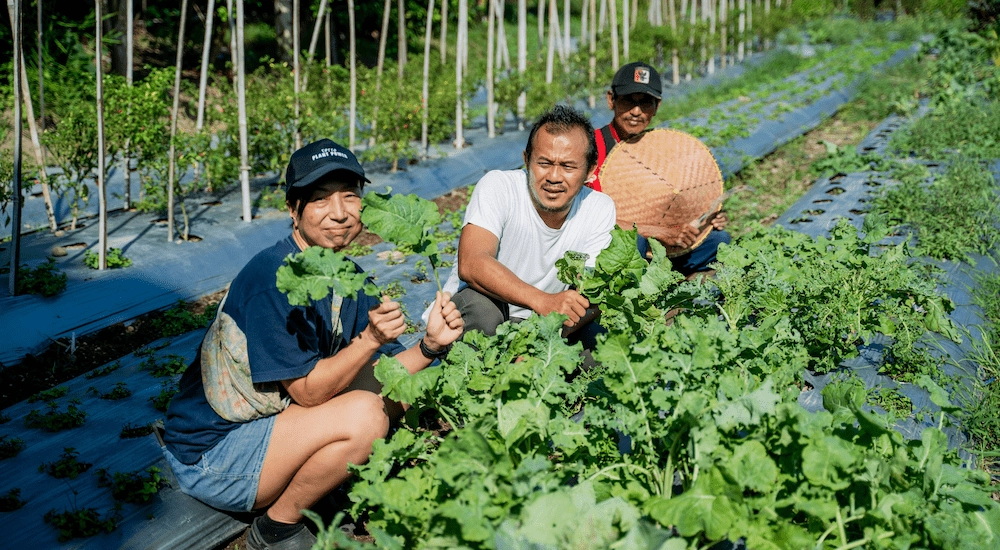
[592,62,730,277]
[162,139,463,549]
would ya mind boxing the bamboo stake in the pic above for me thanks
[623,0,629,60]
[598,0,607,32]
[545,0,556,83]
[348,0,357,149]
[487,0,495,138]
[421,0,435,158]
[517,0,526,129]
[95,0,107,269]
[670,0,679,85]
[746,0,752,57]
[236,0,251,222]
[372,0,391,146]
[687,0,695,80]
[459,0,468,71]
[609,0,619,70]
[196,0,216,130]
[6,1,57,232]
[397,0,406,78]
[704,0,713,75]
[720,0,727,68]
[439,0,447,64]
[35,0,42,162]
[324,11,331,67]
[453,0,466,148]
[581,0,588,47]
[631,0,637,26]
[8,0,22,295]
[124,0,133,209]
[301,0,329,91]
[496,0,509,70]
[537,0,544,51]
[292,0,301,149]
[737,0,744,61]
[563,0,570,62]
[589,0,596,107]
[167,0,188,242]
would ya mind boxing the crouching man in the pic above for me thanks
[163,139,463,550]
[441,105,616,347]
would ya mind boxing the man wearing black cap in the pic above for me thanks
[162,139,463,550]
[592,62,730,277]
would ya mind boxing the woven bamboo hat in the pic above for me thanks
[600,128,724,257]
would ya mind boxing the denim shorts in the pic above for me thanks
[163,414,276,513]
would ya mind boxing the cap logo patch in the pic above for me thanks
[311,147,349,161]
[634,68,650,84]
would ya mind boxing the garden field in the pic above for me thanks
[2,1,1000,549]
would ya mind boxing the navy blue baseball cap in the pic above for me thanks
[611,62,663,100]
[285,138,370,189]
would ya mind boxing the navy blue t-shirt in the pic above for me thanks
[164,235,404,464]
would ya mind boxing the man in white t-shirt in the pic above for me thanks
[440,105,617,341]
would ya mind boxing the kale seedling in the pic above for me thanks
[0,435,26,460]
[97,467,170,504]
[44,507,118,541]
[24,402,88,432]
[120,422,155,439]
[83,247,132,269]
[87,382,132,400]
[38,447,93,479]
[149,381,179,412]
[85,361,122,379]
[16,258,67,297]
[143,354,189,377]
[0,488,25,512]
[27,385,69,403]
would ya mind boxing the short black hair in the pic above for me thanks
[524,105,598,171]
[285,170,365,218]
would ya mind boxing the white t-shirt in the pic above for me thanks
[439,169,617,320]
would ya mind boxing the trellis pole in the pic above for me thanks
[517,0,526,129]
[486,0,495,138]
[6,0,57,232]
[623,0,629,60]
[124,0,134,209]
[589,0,596,108]
[609,0,619,70]
[196,0,216,130]
[348,0,357,149]
[397,0,406,79]
[421,0,435,158]
[453,0,466,149]
[95,0,107,269]
[8,0,23,295]
[292,0,301,149]
[166,0,189,242]
[236,0,251,222]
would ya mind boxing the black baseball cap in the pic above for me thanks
[285,138,370,189]
[611,62,662,100]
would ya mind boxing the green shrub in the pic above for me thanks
[16,259,67,297]
[83,247,132,269]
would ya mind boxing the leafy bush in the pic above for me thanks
[0,488,25,512]
[119,422,155,439]
[142,354,189,377]
[27,385,69,403]
[148,381,179,412]
[16,259,67,297]
[149,302,218,338]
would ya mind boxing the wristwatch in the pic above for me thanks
[419,338,451,360]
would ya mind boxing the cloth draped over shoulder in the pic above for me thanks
[200,292,344,422]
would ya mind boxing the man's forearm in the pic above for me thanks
[460,255,549,313]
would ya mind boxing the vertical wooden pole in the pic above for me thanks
[348,0,357,149]
[609,0,619,70]
[196,0,216,130]
[486,0,495,138]
[324,10,331,67]
[670,0,680,84]
[622,0,629,60]
[453,0,465,148]
[8,0,22,295]
[6,0,56,232]
[397,0,406,79]
[589,0,596,108]
[372,0,391,146]
[581,0,588,48]
[95,0,107,269]
[300,0,328,93]
[236,0,251,222]
[421,0,435,158]
[124,0,134,209]
[545,0,555,83]
[35,0,42,162]
[292,0,301,149]
[439,0,447,64]
[563,0,570,61]
[167,0,188,242]
[517,0,526,130]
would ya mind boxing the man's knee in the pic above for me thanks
[453,288,508,336]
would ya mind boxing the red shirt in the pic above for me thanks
[589,124,620,193]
